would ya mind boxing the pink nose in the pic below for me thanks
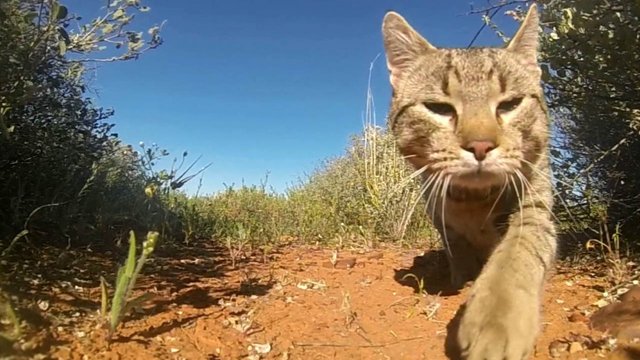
[463,141,496,162]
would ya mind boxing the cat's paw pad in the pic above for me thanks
[457,292,538,360]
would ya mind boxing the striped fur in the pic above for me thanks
[382,5,556,360]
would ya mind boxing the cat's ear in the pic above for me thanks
[382,12,436,89]
[507,4,540,66]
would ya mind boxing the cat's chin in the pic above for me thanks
[449,170,506,190]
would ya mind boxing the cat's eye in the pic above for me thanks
[424,102,456,117]
[497,97,524,115]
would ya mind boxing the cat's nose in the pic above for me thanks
[462,140,497,162]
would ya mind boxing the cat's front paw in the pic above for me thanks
[457,287,539,360]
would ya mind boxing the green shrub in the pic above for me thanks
[204,182,289,249]
[0,0,165,246]
[287,125,435,246]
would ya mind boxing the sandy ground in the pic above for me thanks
[1,241,631,359]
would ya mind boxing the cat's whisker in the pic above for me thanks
[401,164,429,184]
[520,160,577,199]
[518,170,565,233]
[515,169,564,227]
[520,171,527,215]
[392,164,430,197]
[404,172,436,231]
[516,170,553,215]
[520,158,574,189]
[521,172,557,234]
[481,176,509,229]
[509,174,525,238]
[430,174,445,219]
[440,174,453,258]
[430,173,446,228]
[519,159,581,223]
[425,172,444,218]
[514,170,540,230]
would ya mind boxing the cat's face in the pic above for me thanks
[382,6,549,191]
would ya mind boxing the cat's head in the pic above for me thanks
[382,5,548,191]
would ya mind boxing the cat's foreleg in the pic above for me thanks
[456,208,556,360]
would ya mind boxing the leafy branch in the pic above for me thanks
[60,0,165,62]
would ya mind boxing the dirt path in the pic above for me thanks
[1,243,623,359]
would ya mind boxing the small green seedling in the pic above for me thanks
[100,230,158,341]
[0,295,21,340]
[401,273,426,295]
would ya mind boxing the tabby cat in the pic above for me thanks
[381,5,556,359]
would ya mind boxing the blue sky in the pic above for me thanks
[66,1,519,195]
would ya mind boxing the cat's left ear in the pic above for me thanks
[506,4,539,66]
[382,12,436,89]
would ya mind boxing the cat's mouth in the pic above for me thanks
[449,164,508,188]
[447,182,504,202]
[423,156,516,196]
[441,160,514,201]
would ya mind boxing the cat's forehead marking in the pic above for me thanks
[413,48,516,99]
[448,49,498,80]
[431,49,502,101]
[440,51,453,95]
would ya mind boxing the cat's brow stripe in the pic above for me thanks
[441,52,453,96]
[498,71,508,94]
[453,67,462,83]
[487,66,495,81]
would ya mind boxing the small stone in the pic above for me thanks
[20,340,37,351]
[321,258,356,269]
[568,312,587,323]
[37,299,50,311]
[569,341,583,354]
[251,343,271,354]
[549,340,569,358]
[594,299,609,308]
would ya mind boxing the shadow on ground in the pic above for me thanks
[392,249,468,359]
[444,304,466,360]
[0,238,271,358]
[392,249,462,296]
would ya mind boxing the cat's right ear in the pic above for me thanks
[382,12,436,89]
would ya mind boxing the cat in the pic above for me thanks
[382,5,556,360]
